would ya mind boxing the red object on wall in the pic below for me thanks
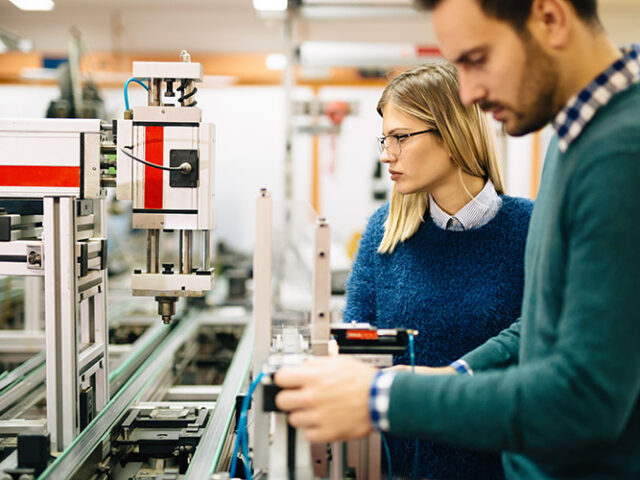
[144,126,164,209]
[0,165,80,187]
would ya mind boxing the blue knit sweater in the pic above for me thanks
[344,195,533,480]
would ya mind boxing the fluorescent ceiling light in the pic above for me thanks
[8,0,55,11]
[253,0,287,12]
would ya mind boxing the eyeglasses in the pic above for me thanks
[377,129,436,156]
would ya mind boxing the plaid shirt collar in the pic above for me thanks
[552,44,640,153]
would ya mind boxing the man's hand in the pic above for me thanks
[274,356,377,443]
[386,365,457,375]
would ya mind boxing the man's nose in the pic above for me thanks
[458,72,487,106]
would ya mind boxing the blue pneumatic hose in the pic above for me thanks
[124,77,149,111]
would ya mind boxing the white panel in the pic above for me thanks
[132,61,203,81]
[116,119,133,200]
[197,122,215,231]
[0,187,80,197]
[0,118,101,133]
[0,132,81,167]
[132,106,201,123]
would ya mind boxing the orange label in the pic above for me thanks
[346,330,378,340]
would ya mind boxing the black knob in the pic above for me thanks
[162,263,174,274]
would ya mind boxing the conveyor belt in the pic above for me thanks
[39,314,201,479]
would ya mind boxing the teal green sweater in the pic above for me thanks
[387,83,640,479]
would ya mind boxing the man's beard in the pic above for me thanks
[482,34,561,137]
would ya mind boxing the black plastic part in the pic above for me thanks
[132,208,198,215]
[80,133,85,199]
[134,269,142,274]
[262,383,282,412]
[80,243,89,277]
[195,269,212,276]
[288,423,296,479]
[77,199,93,216]
[0,255,27,263]
[162,263,174,274]
[169,149,199,188]
[17,432,50,476]
[235,394,246,431]
[0,199,43,215]
[112,119,118,142]
[331,327,410,355]
[0,216,10,242]
[79,386,96,430]
[100,238,108,269]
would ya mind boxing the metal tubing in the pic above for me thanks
[251,189,272,471]
[202,230,210,270]
[148,78,162,106]
[178,229,184,273]
[311,217,331,355]
[147,229,160,274]
[44,196,78,452]
[182,230,193,274]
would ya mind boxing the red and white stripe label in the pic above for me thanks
[144,126,164,209]
[0,165,80,187]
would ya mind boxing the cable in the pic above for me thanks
[409,332,419,480]
[177,78,198,107]
[230,372,265,479]
[124,77,149,111]
[120,147,192,173]
[381,433,392,480]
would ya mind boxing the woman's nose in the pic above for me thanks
[380,148,393,164]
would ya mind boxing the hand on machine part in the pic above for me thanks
[274,356,376,443]
[385,364,457,375]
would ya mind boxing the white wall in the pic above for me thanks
[0,81,539,253]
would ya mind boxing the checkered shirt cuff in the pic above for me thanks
[449,359,474,375]
[369,370,397,432]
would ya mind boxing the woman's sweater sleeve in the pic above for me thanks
[460,318,521,371]
[342,207,386,324]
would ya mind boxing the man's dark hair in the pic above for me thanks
[416,0,599,29]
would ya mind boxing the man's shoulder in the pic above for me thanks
[573,82,640,157]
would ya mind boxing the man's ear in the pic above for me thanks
[527,0,571,49]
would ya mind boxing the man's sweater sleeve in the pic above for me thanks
[342,208,385,324]
[459,318,521,372]
[386,151,640,453]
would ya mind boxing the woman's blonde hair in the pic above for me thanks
[377,62,504,253]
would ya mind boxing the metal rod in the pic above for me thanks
[202,230,210,270]
[148,78,162,106]
[179,229,184,273]
[147,229,160,274]
[183,230,193,274]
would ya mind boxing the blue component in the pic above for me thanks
[124,77,149,111]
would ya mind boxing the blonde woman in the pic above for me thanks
[343,63,533,480]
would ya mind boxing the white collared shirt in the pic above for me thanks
[429,179,502,231]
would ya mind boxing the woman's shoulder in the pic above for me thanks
[363,203,389,233]
[499,195,534,219]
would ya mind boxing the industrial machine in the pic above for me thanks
[0,50,405,479]
[0,51,222,474]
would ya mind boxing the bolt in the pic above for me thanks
[27,251,41,266]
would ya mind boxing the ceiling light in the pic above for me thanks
[253,0,288,12]
[8,0,55,11]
